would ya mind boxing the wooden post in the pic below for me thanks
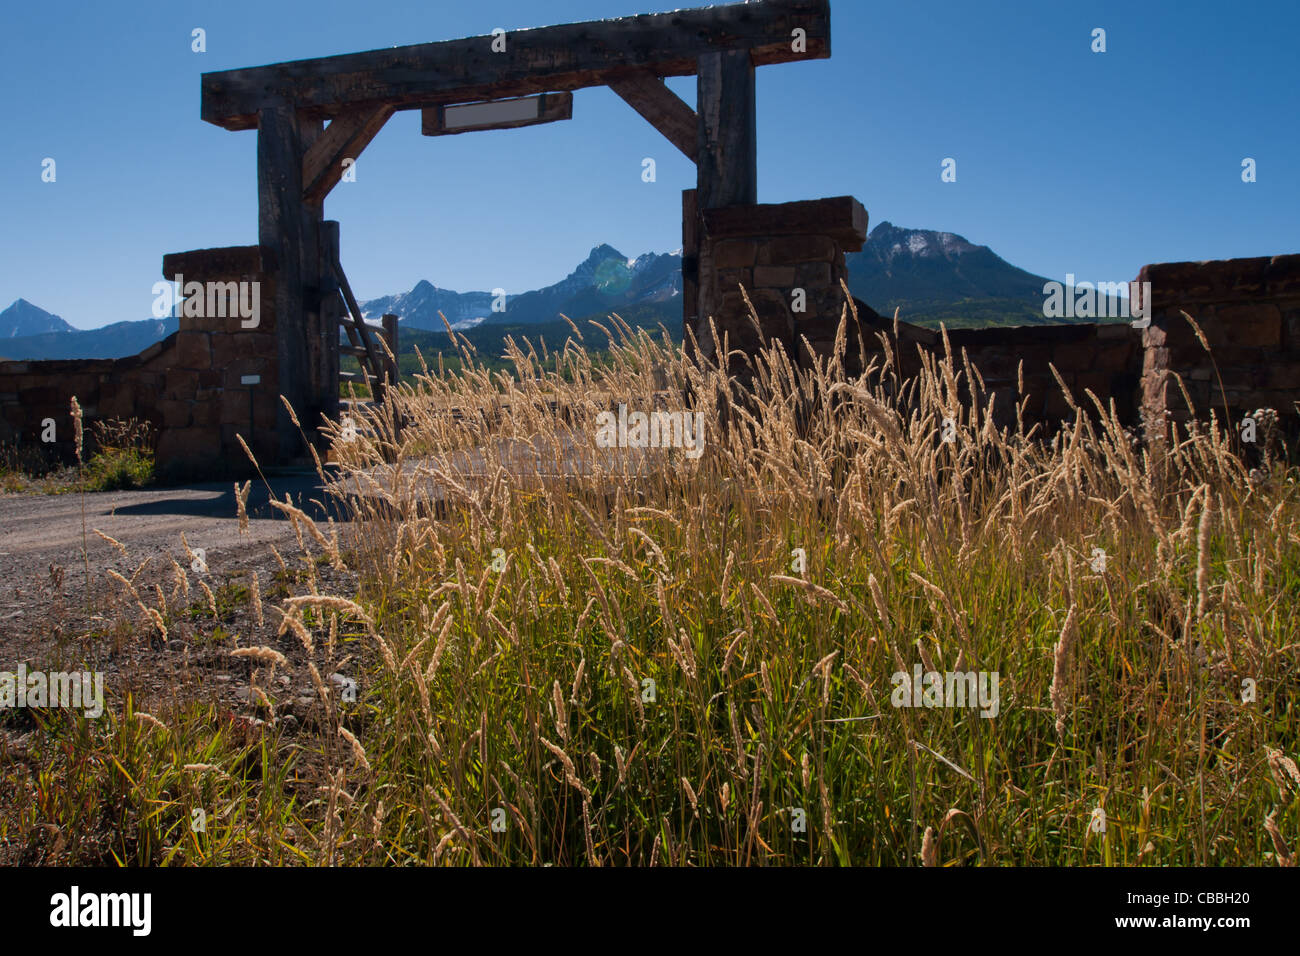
[696,49,757,211]
[298,114,332,454]
[382,312,401,440]
[682,188,699,348]
[695,49,756,361]
[258,105,325,462]
[320,220,343,424]
[382,312,399,402]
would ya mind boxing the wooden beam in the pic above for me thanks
[302,105,393,203]
[203,0,830,130]
[298,112,324,153]
[609,72,697,161]
[258,106,323,460]
[696,49,757,212]
[318,220,343,423]
[682,188,700,343]
[421,92,572,136]
[382,312,399,409]
[694,49,755,361]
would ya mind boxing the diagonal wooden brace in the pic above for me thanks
[302,104,394,203]
[608,71,699,162]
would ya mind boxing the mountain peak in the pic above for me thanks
[556,243,630,287]
[583,243,625,266]
[1,298,76,338]
[846,221,1049,322]
[867,222,979,260]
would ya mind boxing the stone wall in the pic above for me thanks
[855,318,1144,431]
[712,206,1296,439]
[0,355,148,460]
[691,195,1147,434]
[949,323,1142,428]
[700,191,1147,431]
[1139,255,1300,436]
[0,246,278,476]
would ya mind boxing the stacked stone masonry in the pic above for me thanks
[0,246,278,475]
[694,196,867,377]
[1139,255,1300,436]
[852,319,1144,432]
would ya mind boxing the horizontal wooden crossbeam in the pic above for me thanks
[202,0,830,131]
[421,92,573,136]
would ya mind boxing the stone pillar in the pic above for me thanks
[158,246,278,472]
[1138,254,1300,439]
[695,196,868,378]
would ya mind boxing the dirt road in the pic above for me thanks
[0,472,342,640]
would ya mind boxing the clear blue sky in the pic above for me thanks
[1,0,1296,330]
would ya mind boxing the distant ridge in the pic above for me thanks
[0,317,178,361]
[2,222,1079,360]
[359,244,682,332]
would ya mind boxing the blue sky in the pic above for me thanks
[1,0,1296,330]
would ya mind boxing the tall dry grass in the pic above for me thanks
[5,291,1297,866]
[301,296,1299,865]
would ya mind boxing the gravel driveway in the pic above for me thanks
[0,471,344,643]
